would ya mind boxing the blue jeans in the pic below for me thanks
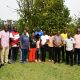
[21,49,28,63]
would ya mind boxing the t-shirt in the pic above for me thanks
[0,30,9,48]
[26,32,29,37]
[10,31,20,47]
[20,35,29,49]
[74,34,80,48]
[30,37,36,48]
[48,36,54,47]
[53,35,63,47]
[61,33,67,40]
[61,33,67,46]
[64,37,75,51]
[41,35,49,45]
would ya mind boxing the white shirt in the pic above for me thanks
[41,35,49,45]
[10,31,20,47]
[26,32,29,37]
[64,37,75,51]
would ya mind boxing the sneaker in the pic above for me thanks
[38,60,41,62]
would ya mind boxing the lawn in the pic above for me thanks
[0,62,80,80]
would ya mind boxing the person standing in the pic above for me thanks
[29,32,36,62]
[53,31,63,63]
[74,29,80,65]
[40,31,49,62]
[21,27,29,62]
[20,29,29,63]
[35,34,41,62]
[10,26,20,62]
[64,33,75,66]
[48,32,54,62]
[61,28,68,62]
[0,25,10,66]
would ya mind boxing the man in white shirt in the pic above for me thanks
[64,33,75,66]
[40,31,49,62]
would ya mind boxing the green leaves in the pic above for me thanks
[17,0,71,33]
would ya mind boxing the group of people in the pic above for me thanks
[0,25,80,68]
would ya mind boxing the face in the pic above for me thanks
[77,28,80,34]
[57,31,60,35]
[67,33,71,38]
[25,27,29,32]
[14,27,17,32]
[24,30,26,35]
[43,31,46,35]
[4,26,8,32]
[32,32,34,37]
[64,29,67,33]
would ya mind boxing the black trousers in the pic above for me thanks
[61,46,65,62]
[48,47,54,60]
[54,47,61,63]
[74,48,80,64]
[12,47,19,62]
[66,50,73,65]
[41,45,47,62]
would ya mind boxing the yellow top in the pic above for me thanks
[61,33,67,40]
[61,33,68,46]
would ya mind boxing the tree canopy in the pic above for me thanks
[16,0,71,33]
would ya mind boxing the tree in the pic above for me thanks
[0,19,4,29]
[16,0,71,33]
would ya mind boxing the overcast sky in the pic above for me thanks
[0,0,80,20]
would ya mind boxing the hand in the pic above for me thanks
[0,45,3,49]
[29,48,30,52]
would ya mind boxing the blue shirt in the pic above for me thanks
[20,35,29,49]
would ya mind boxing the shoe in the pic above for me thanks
[49,60,51,62]
[8,61,11,64]
[1,64,4,67]
[38,60,41,62]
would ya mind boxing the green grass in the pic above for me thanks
[0,62,80,80]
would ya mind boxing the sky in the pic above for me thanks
[0,0,80,20]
